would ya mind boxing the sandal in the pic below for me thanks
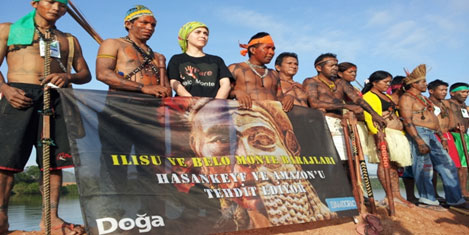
[364,214,383,233]
[417,203,447,212]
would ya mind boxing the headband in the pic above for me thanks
[34,0,68,4]
[177,21,208,53]
[124,5,154,27]
[239,35,274,56]
[451,86,469,93]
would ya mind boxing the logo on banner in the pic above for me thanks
[96,213,165,234]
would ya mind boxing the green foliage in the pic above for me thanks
[12,182,41,195]
[62,184,79,195]
[14,166,40,184]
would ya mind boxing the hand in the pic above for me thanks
[41,73,71,88]
[416,140,430,155]
[441,139,449,153]
[372,114,387,129]
[1,84,33,109]
[234,90,252,109]
[141,84,170,98]
[281,95,294,112]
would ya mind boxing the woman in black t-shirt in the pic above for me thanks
[167,21,232,98]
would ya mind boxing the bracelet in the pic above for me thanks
[441,138,448,141]
[137,83,144,91]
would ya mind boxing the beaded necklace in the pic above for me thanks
[371,91,397,120]
[245,60,268,87]
[407,91,434,120]
[317,76,336,92]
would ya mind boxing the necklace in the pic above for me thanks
[371,91,397,120]
[122,36,159,82]
[245,60,268,87]
[407,92,434,120]
[317,76,336,92]
[431,98,449,118]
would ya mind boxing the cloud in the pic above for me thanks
[366,10,394,27]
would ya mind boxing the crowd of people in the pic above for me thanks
[0,1,468,234]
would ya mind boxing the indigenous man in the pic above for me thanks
[428,80,462,199]
[274,52,308,107]
[302,53,386,160]
[0,0,91,233]
[228,32,294,112]
[399,64,466,210]
[95,5,170,223]
[447,82,469,197]
[96,5,170,97]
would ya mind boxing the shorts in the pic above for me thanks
[451,132,468,168]
[0,83,73,172]
[436,132,461,168]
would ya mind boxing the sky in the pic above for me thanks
[1,0,468,166]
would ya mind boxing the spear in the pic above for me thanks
[67,0,103,44]
[342,115,361,212]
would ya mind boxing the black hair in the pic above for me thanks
[361,70,392,94]
[314,53,337,68]
[125,18,138,32]
[450,82,469,92]
[274,52,298,71]
[427,79,449,91]
[390,75,405,94]
[338,62,356,73]
[247,32,270,57]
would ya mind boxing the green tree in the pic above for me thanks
[14,166,40,183]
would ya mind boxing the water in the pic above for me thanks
[9,194,83,231]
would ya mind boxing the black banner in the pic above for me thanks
[58,89,357,234]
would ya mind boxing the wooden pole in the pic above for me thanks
[348,115,377,214]
[377,129,396,216]
[342,117,361,212]
[67,0,103,44]
[42,31,52,235]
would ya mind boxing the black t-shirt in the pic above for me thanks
[167,53,232,98]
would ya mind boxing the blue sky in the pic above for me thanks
[1,0,468,166]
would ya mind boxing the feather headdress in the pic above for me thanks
[404,64,426,85]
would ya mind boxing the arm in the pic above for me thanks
[170,79,192,97]
[303,77,346,110]
[275,73,294,112]
[362,92,380,135]
[343,81,386,128]
[214,77,231,99]
[228,63,251,109]
[399,94,430,154]
[96,39,142,91]
[0,23,33,109]
[42,35,91,87]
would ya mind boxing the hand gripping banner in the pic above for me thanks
[58,89,357,234]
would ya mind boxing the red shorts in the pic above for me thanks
[436,132,461,168]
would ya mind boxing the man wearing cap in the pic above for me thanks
[0,0,90,233]
[447,82,469,197]
[167,21,231,98]
[399,64,467,210]
[96,5,170,97]
[228,32,294,111]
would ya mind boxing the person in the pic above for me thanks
[428,80,462,198]
[361,71,414,207]
[188,99,336,229]
[447,82,469,197]
[167,21,231,98]
[274,52,307,107]
[228,32,294,112]
[96,5,170,97]
[302,53,386,160]
[95,5,170,222]
[337,62,372,162]
[0,0,91,233]
[399,64,467,210]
